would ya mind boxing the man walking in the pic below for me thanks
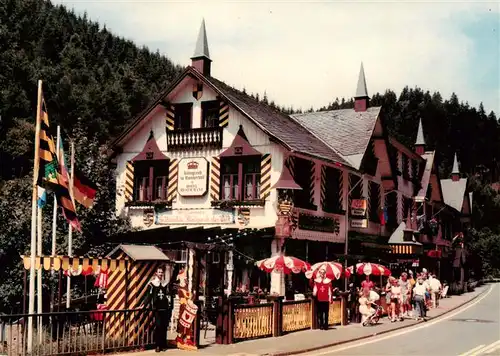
[143,266,175,352]
[313,269,332,330]
[428,274,442,308]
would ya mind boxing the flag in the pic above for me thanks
[379,207,387,226]
[73,168,97,208]
[37,98,81,231]
[37,186,47,208]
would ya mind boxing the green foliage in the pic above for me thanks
[322,88,499,178]
[0,0,182,313]
[468,228,500,278]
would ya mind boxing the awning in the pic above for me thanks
[107,244,171,261]
[21,255,128,272]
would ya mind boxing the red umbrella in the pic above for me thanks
[355,262,391,276]
[255,255,310,274]
[305,261,345,281]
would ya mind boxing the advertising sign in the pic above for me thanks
[178,158,208,197]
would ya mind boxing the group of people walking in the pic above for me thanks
[358,269,444,324]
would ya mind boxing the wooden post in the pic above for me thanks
[271,296,283,337]
[311,298,318,330]
[227,297,234,344]
[340,293,348,326]
[215,296,225,344]
[193,300,202,347]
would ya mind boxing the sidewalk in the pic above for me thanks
[121,285,488,356]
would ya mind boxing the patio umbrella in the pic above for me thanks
[255,255,310,274]
[355,262,391,276]
[305,261,345,281]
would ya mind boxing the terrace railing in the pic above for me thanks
[0,307,199,356]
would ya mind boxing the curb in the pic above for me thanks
[268,286,490,356]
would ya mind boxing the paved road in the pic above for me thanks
[301,283,500,356]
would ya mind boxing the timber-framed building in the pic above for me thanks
[110,20,472,294]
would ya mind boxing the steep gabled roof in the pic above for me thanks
[441,178,468,212]
[290,107,381,169]
[388,221,422,245]
[111,67,349,166]
[206,76,348,165]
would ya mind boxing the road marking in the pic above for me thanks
[304,285,496,356]
[475,340,500,355]
[459,344,486,356]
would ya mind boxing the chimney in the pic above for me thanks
[451,153,460,182]
[415,118,426,155]
[354,62,369,112]
[191,19,212,76]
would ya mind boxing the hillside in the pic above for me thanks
[0,0,498,312]
[0,0,182,312]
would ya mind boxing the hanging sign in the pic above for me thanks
[351,218,368,228]
[178,158,208,197]
[351,199,367,216]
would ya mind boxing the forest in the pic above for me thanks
[0,0,499,312]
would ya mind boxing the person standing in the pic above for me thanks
[313,269,332,330]
[399,273,411,318]
[143,266,174,352]
[413,274,429,321]
[361,275,375,290]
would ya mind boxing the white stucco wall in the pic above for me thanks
[114,78,286,232]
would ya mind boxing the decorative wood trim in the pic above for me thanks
[219,99,229,128]
[210,157,221,200]
[124,200,172,208]
[260,154,272,199]
[308,161,315,206]
[166,104,175,131]
[211,199,265,208]
[124,161,134,202]
[167,158,179,202]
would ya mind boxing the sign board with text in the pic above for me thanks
[350,199,367,216]
[155,209,235,225]
[351,218,368,228]
[178,158,208,197]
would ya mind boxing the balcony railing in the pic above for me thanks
[167,127,223,151]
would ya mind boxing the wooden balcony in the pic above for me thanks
[167,127,223,151]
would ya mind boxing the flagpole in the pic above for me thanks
[36,204,43,343]
[51,126,60,312]
[66,141,74,309]
[28,80,43,353]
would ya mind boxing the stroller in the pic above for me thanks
[362,302,384,326]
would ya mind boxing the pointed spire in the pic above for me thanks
[416,119,425,145]
[191,19,212,76]
[451,152,460,181]
[415,118,426,155]
[355,62,368,98]
[192,19,210,59]
[452,153,460,174]
[354,62,369,112]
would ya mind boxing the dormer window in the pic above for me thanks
[221,157,261,200]
[174,103,193,129]
[202,100,219,128]
[126,130,171,206]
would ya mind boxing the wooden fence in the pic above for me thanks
[216,295,348,344]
